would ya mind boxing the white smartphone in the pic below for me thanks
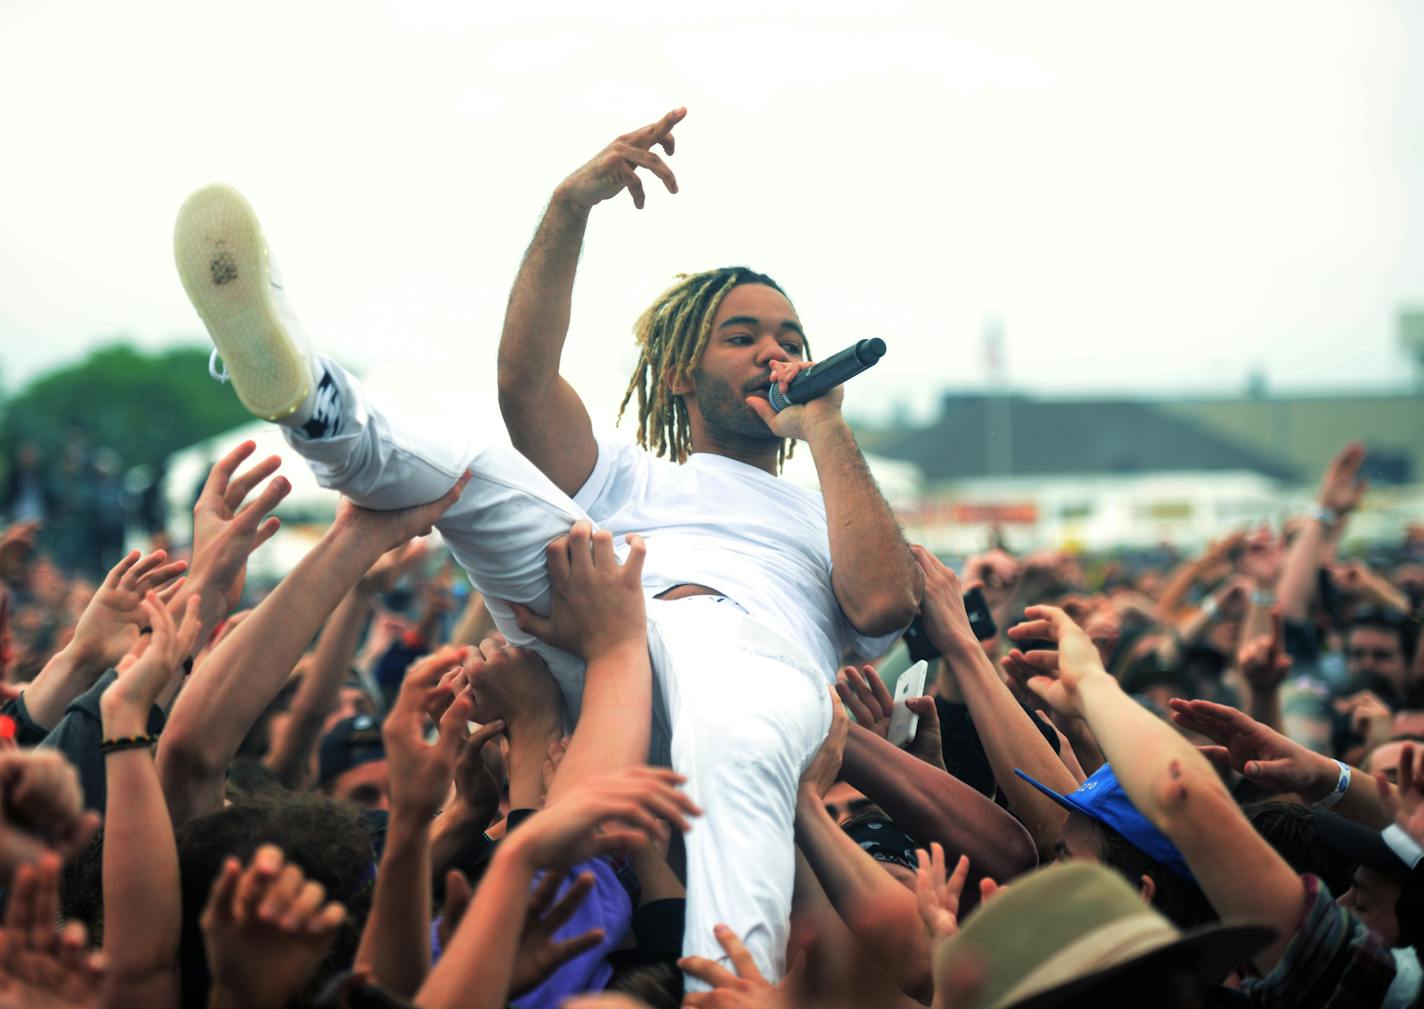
[886,660,928,748]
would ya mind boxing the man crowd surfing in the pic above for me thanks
[0,108,1421,1009]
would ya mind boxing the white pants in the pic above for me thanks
[286,359,831,981]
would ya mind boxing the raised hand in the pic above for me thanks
[333,471,473,558]
[67,549,187,669]
[509,522,648,664]
[835,665,893,738]
[799,687,848,798]
[1003,606,1112,720]
[100,593,204,730]
[908,545,981,656]
[509,870,606,997]
[1237,608,1292,693]
[506,766,700,871]
[1241,526,1284,588]
[201,844,347,1009]
[1380,743,1424,847]
[1319,442,1368,517]
[1167,698,1331,797]
[0,753,99,876]
[188,440,290,615]
[556,108,684,212]
[384,649,480,820]
[902,696,949,773]
[0,853,106,1009]
[679,923,798,1009]
[914,843,970,941]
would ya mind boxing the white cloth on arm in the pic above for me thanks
[281,357,901,983]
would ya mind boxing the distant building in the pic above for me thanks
[859,389,1423,551]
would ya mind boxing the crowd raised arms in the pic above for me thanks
[0,108,1419,1009]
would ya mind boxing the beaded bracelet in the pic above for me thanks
[100,734,159,755]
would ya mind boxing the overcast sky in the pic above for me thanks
[3,0,1422,429]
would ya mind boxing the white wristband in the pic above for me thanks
[1307,503,1339,528]
[1199,596,1219,620]
[1313,759,1351,810]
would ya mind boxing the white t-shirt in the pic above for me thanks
[572,433,903,680]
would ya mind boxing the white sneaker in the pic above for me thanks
[174,184,321,425]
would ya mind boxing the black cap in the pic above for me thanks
[318,714,386,787]
[1314,810,1424,884]
[844,816,920,871]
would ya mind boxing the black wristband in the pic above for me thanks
[100,733,159,755]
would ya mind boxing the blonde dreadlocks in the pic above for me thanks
[617,266,806,469]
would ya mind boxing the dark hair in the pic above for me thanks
[618,267,803,469]
[1094,821,1218,929]
[175,793,377,1009]
[1243,801,1353,896]
[606,958,683,1009]
[1348,607,1416,662]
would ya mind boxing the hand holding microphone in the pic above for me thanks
[745,338,887,441]
[768,338,887,412]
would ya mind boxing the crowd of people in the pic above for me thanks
[0,108,1420,1009]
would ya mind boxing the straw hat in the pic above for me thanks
[933,861,1275,1009]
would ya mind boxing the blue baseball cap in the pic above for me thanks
[1014,763,1196,882]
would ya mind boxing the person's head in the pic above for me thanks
[1243,801,1354,896]
[1314,809,1424,950]
[1023,765,1217,928]
[175,793,376,1008]
[822,781,873,826]
[932,861,1273,1009]
[619,268,807,468]
[318,714,390,811]
[841,809,920,892]
[1346,609,1413,695]
[1363,736,1424,783]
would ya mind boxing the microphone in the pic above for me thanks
[767,338,887,413]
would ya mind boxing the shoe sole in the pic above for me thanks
[174,184,311,421]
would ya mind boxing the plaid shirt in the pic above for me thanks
[1243,875,1396,1009]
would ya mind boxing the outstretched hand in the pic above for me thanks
[1003,605,1112,720]
[1236,607,1292,693]
[68,548,188,669]
[1380,743,1424,848]
[188,440,290,616]
[556,108,684,212]
[201,844,347,1009]
[509,522,648,663]
[505,766,701,871]
[914,843,971,942]
[836,665,893,738]
[1167,698,1331,798]
[0,753,100,877]
[101,593,204,728]
[0,853,106,1009]
[679,923,800,1009]
[1319,441,1368,516]
[509,870,607,997]
[334,471,473,557]
[384,646,480,820]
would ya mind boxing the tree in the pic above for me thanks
[0,342,250,471]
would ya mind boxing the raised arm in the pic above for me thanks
[160,476,469,826]
[100,593,204,1009]
[1011,606,1305,972]
[497,109,683,496]
[910,546,1075,860]
[1279,442,1367,622]
[794,701,933,1004]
